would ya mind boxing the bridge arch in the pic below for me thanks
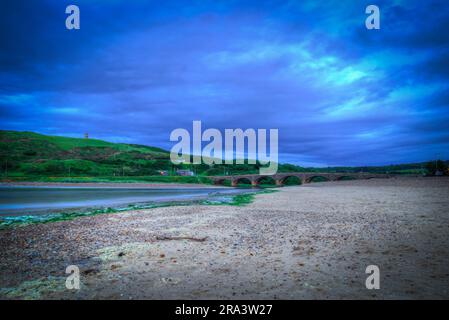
[279,175,302,186]
[209,172,391,187]
[305,175,331,183]
[234,177,252,187]
[214,178,231,186]
[254,176,276,186]
[335,175,356,181]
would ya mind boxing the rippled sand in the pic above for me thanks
[1,177,448,299]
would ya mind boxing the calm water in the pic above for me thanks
[0,186,252,216]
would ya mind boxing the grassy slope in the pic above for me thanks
[0,130,306,181]
[0,130,182,182]
[1,130,167,152]
[0,130,436,182]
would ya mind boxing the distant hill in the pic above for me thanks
[0,130,304,180]
[0,130,172,178]
[0,130,438,182]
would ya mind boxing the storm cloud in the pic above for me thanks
[1,0,448,166]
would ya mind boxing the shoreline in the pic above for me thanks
[0,190,262,228]
[1,177,448,299]
[0,181,223,189]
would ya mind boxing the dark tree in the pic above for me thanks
[426,160,448,176]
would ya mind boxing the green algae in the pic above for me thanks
[0,276,67,300]
[0,189,277,229]
[201,189,277,206]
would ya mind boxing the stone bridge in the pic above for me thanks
[208,172,392,187]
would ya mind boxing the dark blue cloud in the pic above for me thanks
[1,0,449,166]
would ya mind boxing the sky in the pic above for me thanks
[1,0,449,166]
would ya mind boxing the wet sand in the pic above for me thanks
[1,177,448,299]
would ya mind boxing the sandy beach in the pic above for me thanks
[1,176,449,299]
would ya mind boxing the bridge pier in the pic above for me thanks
[275,179,283,187]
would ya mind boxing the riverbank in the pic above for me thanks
[0,185,260,227]
[1,176,448,299]
[0,174,218,185]
[0,182,221,188]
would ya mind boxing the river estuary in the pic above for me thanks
[0,186,254,217]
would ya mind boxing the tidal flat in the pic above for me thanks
[1,177,448,299]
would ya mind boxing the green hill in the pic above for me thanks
[0,130,177,182]
[0,130,438,183]
[0,130,304,182]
